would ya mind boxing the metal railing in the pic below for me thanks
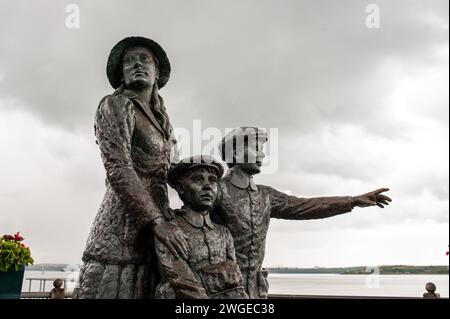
[21,291,73,299]
[19,279,443,299]
[25,277,69,293]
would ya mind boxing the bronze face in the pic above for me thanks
[177,168,219,210]
[122,46,158,89]
[234,140,266,175]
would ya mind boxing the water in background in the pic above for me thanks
[268,273,449,297]
[23,270,449,297]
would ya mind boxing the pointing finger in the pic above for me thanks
[374,188,390,194]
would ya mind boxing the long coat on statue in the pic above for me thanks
[74,86,176,299]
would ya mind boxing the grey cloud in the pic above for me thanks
[0,0,448,136]
[0,0,448,266]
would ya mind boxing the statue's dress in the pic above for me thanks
[74,87,175,298]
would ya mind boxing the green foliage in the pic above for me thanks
[0,234,34,272]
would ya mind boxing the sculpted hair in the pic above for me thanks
[150,81,172,140]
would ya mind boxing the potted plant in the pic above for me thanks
[0,232,34,299]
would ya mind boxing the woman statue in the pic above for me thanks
[74,37,188,299]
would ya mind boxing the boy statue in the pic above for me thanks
[155,155,248,299]
[213,126,392,299]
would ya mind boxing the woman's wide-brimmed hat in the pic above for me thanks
[107,36,171,89]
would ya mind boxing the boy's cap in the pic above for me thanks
[218,126,268,162]
[168,155,224,188]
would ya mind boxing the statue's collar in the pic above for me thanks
[180,206,214,229]
[113,86,138,99]
[113,86,167,138]
[225,168,258,191]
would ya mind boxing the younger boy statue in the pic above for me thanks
[155,155,248,299]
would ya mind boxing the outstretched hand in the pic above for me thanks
[353,188,392,209]
[153,219,189,260]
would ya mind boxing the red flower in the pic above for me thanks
[0,232,34,271]
[14,232,24,241]
[2,232,24,242]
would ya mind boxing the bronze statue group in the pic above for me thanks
[73,37,391,299]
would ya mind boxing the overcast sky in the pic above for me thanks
[0,0,448,268]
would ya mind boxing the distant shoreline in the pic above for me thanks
[267,265,449,275]
[26,264,449,275]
